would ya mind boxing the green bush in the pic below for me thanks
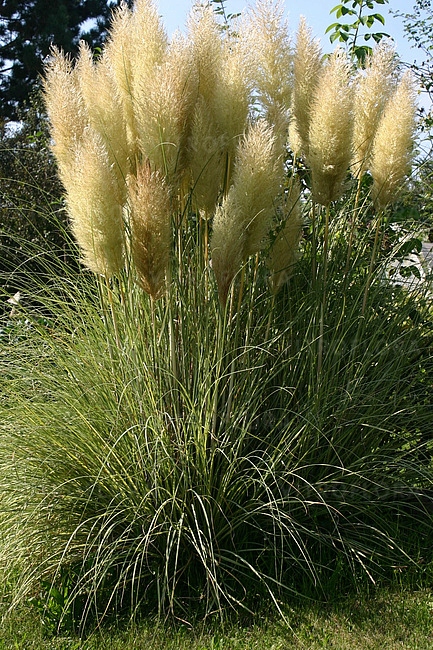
[0,90,68,281]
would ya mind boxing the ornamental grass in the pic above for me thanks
[0,0,431,633]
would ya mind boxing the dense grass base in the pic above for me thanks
[1,210,433,631]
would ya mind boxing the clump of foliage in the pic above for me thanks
[0,90,71,289]
[396,0,433,117]
[392,0,433,233]
[0,0,432,634]
[0,0,132,119]
[326,0,390,64]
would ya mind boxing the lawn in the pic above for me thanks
[1,586,433,649]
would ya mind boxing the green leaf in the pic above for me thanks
[412,240,423,254]
[400,264,421,280]
[372,32,389,42]
[330,4,343,15]
[354,45,373,62]
[325,22,340,34]
[372,12,386,26]
[340,6,356,16]
[400,238,423,256]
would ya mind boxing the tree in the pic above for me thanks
[0,89,72,284]
[395,1,433,124]
[393,1,433,232]
[398,0,433,52]
[0,0,126,120]
[326,0,390,65]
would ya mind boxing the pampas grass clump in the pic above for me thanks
[0,0,430,631]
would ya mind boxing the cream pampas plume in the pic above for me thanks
[187,3,250,214]
[211,120,282,306]
[242,0,292,138]
[104,0,168,155]
[189,97,226,216]
[128,163,171,300]
[211,196,245,307]
[187,4,225,214]
[76,42,130,200]
[43,48,87,180]
[292,16,323,159]
[267,179,303,293]
[189,36,250,212]
[63,128,125,277]
[187,3,222,108]
[370,71,417,209]
[235,121,282,258]
[352,41,397,178]
[212,37,251,164]
[308,49,354,206]
[288,119,303,159]
[135,33,198,182]
[103,3,135,151]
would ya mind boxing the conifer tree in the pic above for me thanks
[0,0,130,119]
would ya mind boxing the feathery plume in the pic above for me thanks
[308,49,354,206]
[211,195,245,307]
[76,42,130,200]
[187,4,250,210]
[292,16,323,158]
[104,0,168,154]
[352,41,397,178]
[267,179,303,293]
[186,3,226,214]
[189,96,226,216]
[135,33,197,182]
[187,3,223,108]
[63,128,125,277]
[128,163,171,299]
[288,119,302,158]
[211,120,282,305]
[212,36,251,163]
[130,0,168,70]
[242,0,293,137]
[370,71,417,209]
[234,121,282,257]
[189,35,251,206]
[43,48,87,179]
[103,3,135,150]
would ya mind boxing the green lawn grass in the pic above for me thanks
[2,586,433,649]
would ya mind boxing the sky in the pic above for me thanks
[156,0,422,66]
